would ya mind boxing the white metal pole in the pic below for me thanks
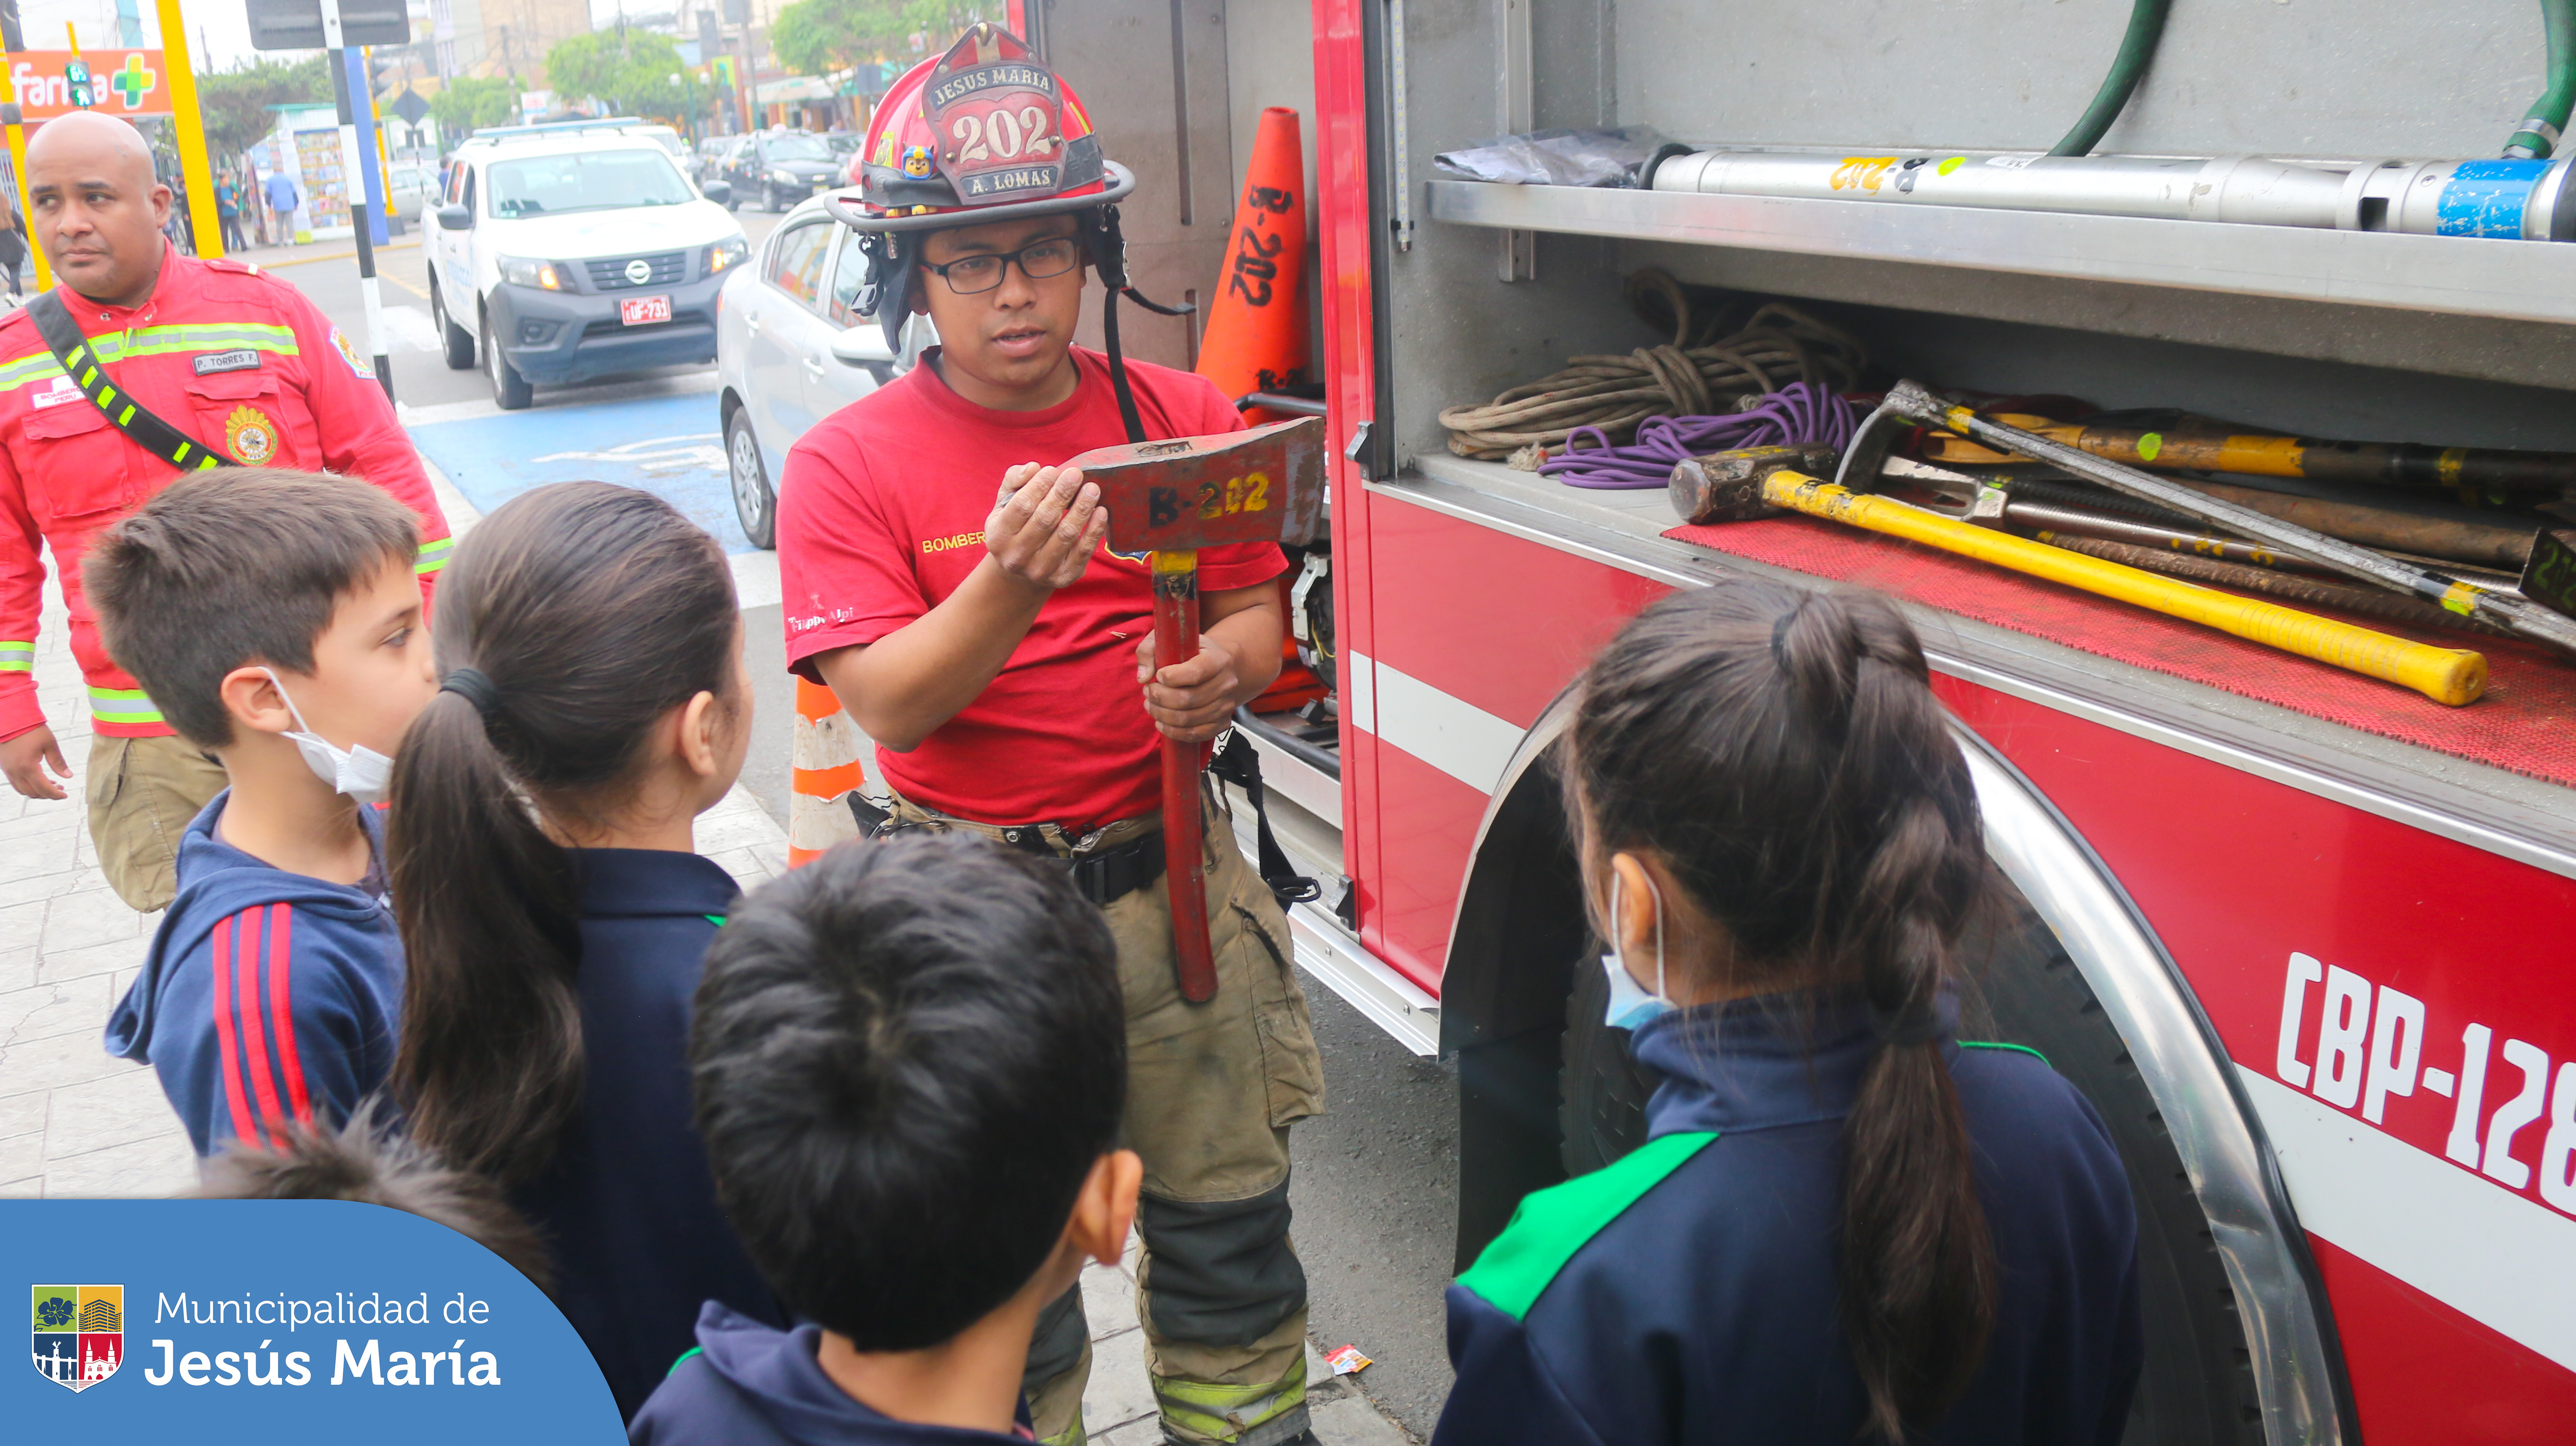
[321,0,393,400]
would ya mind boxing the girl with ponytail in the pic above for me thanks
[386,482,781,1421]
[1433,580,2142,1446]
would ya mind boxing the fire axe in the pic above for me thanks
[1065,417,1327,1002]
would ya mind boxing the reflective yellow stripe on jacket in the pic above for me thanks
[88,684,163,727]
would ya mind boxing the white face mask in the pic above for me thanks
[1600,869,1675,1031]
[263,668,394,806]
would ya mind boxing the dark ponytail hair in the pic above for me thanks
[1565,580,1996,1441]
[388,482,739,1188]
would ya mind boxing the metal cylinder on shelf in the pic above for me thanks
[1644,148,2576,240]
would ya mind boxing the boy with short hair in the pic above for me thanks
[198,1100,554,1292]
[94,469,436,1155]
[631,833,1143,1444]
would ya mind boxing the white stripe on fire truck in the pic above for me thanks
[2241,1067,2576,1372]
[1343,651,1522,795]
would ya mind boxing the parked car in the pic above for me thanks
[386,162,436,230]
[693,135,738,182]
[428,118,747,410]
[714,190,932,547]
[718,130,845,213]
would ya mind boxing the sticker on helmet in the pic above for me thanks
[923,25,1065,206]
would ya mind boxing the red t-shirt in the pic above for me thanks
[777,346,1285,830]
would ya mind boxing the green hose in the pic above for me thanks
[2048,0,2174,157]
[2506,0,2576,158]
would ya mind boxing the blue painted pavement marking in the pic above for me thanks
[407,388,750,553]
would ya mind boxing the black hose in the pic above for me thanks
[2050,0,2174,157]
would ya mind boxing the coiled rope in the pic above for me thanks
[1436,269,1869,464]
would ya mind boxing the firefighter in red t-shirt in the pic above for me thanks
[775,27,1324,1446]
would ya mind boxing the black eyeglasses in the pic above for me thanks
[921,236,1083,294]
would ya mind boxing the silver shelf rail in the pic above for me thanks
[1425,178,2576,328]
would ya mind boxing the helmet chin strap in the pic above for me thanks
[1086,202,1195,445]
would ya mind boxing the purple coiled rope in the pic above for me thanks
[1537,382,1858,490]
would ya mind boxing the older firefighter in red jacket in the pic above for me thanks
[0,112,451,912]
[776,28,1324,1446]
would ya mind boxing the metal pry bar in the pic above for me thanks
[1860,380,2576,655]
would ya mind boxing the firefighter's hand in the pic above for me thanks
[1137,632,1242,744]
[987,463,1108,593]
[1,723,69,801]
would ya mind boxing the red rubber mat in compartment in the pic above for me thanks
[1663,517,2576,790]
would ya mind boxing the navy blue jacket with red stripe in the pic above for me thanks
[104,791,401,1155]
[1433,988,2143,1446]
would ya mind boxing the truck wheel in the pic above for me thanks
[726,407,776,549]
[432,279,474,371]
[483,303,532,410]
[1550,891,2265,1446]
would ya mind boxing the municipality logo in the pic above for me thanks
[31,1284,123,1390]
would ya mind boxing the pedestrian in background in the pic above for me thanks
[0,200,25,297]
[214,171,247,253]
[0,112,450,912]
[1434,580,2143,1446]
[264,167,300,247]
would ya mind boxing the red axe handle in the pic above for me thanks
[1151,546,1218,1004]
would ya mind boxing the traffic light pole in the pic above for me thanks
[321,0,393,401]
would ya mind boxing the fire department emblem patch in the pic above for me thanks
[224,405,280,464]
[329,325,374,379]
[31,1284,123,1391]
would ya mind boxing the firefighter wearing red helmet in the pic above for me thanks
[775,26,1324,1446]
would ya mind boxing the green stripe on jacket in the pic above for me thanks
[1456,1130,1718,1323]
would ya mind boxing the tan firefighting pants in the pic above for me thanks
[87,733,227,913]
[882,787,1326,1446]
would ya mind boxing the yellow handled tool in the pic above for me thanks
[1673,454,2486,706]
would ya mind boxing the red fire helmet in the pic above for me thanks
[843,24,1132,228]
[825,23,1174,426]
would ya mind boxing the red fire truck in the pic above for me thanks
[1005,1,2576,1439]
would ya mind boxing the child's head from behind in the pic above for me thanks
[83,468,428,756]
[692,833,1135,1352]
[387,481,741,1187]
[1565,578,1984,1009]
[197,1100,553,1292]
[399,480,748,835]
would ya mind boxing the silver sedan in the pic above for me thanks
[714,190,933,548]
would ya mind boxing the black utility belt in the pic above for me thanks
[846,793,1167,908]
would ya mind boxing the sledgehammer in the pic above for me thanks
[1065,416,1327,1002]
[1674,448,2487,707]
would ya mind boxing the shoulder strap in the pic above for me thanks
[24,290,234,471]
[1208,728,1321,907]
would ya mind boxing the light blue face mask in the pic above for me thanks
[1600,870,1675,1031]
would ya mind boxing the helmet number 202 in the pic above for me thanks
[950,107,1053,163]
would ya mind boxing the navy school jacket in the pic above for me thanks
[629,1303,1038,1445]
[514,848,787,1422]
[1434,987,2143,1446]
[104,792,400,1156]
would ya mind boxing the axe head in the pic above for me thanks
[1067,416,1327,555]
[1669,443,1840,525]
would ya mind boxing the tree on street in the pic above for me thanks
[545,32,690,119]
[200,56,331,155]
[429,76,525,133]
[769,0,990,76]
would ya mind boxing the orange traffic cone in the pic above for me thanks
[789,675,867,867]
[1196,107,1308,423]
